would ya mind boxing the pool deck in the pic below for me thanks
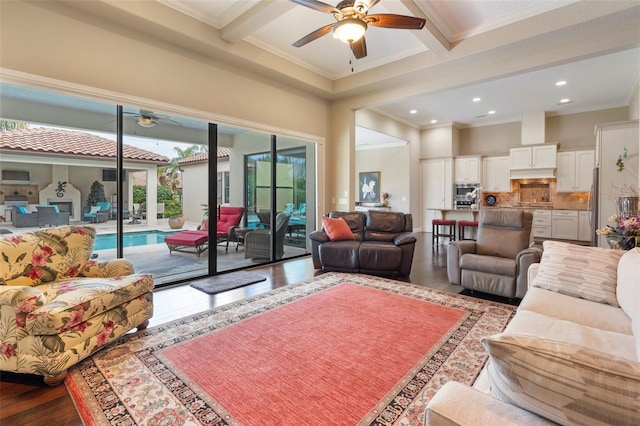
[1,218,309,286]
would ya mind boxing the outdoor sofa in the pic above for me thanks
[425,242,640,425]
[0,225,154,385]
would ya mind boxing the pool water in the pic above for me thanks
[94,230,179,251]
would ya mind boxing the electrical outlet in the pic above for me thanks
[579,197,584,203]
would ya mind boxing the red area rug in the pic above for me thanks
[66,272,516,425]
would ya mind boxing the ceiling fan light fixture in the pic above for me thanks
[333,18,367,44]
[137,117,156,128]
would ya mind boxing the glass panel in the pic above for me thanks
[217,126,271,271]
[120,106,209,285]
[276,138,315,259]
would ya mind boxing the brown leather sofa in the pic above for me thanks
[309,210,416,276]
[447,209,542,299]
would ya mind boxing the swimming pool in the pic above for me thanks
[94,230,179,251]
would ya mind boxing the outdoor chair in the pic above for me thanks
[83,201,110,223]
[245,213,290,260]
[11,205,39,228]
[36,205,70,227]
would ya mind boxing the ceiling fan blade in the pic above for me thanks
[289,0,339,14]
[292,23,335,47]
[155,117,183,126]
[350,37,367,59]
[366,14,426,30]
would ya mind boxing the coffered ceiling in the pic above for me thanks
[13,1,640,130]
[154,0,639,128]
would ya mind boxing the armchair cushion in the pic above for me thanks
[0,227,94,287]
[476,209,531,259]
[460,254,516,276]
[26,275,153,335]
[321,216,354,241]
[532,240,623,307]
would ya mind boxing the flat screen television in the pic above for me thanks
[102,169,126,181]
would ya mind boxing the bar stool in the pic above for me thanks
[458,220,479,240]
[432,219,456,246]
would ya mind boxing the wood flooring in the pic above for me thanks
[0,233,461,426]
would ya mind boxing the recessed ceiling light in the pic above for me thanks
[558,98,572,104]
[430,119,438,124]
[410,109,418,114]
[488,110,496,115]
[472,97,481,102]
[555,80,567,86]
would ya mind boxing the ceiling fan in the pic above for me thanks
[291,0,426,59]
[123,110,183,128]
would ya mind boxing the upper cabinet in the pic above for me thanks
[482,156,511,192]
[454,156,481,183]
[510,144,557,169]
[556,150,595,192]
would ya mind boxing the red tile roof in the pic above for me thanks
[178,148,229,165]
[0,127,170,164]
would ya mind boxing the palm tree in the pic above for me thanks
[158,144,208,194]
[0,120,28,130]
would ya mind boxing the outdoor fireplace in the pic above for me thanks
[47,198,73,215]
[40,182,81,220]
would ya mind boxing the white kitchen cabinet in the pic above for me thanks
[551,210,578,240]
[556,150,595,192]
[454,156,481,183]
[532,209,552,238]
[510,144,557,169]
[482,156,511,192]
[578,210,591,241]
[422,158,453,227]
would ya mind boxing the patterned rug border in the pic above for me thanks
[67,272,517,426]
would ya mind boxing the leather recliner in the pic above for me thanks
[447,209,542,299]
[309,210,416,276]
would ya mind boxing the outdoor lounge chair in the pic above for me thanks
[165,206,245,256]
[11,205,39,228]
[165,230,209,257]
[83,201,110,223]
[36,205,70,227]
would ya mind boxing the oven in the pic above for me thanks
[454,183,479,209]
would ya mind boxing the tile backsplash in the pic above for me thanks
[482,179,589,210]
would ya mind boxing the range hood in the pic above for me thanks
[2,170,31,184]
[510,112,556,179]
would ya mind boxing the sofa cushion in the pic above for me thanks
[318,241,359,270]
[25,274,154,335]
[532,240,624,307]
[321,216,355,241]
[617,248,640,361]
[0,226,95,287]
[476,210,532,259]
[483,332,640,425]
[328,211,366,240]
[358,242,401,271]
[519,287,633,335]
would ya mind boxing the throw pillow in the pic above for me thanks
[617,248,640,361]
[532,240,624,307]
[322,216,354,241]
[482,333,640,425]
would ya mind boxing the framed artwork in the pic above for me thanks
[359,171,380,202]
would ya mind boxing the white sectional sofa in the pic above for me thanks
[425,242,640,425]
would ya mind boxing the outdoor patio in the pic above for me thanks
[0,218,309,286]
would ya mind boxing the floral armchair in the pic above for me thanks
[0,225,154,385]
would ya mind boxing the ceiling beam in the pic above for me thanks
[220,0,296,44]
[383,0,451,55]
